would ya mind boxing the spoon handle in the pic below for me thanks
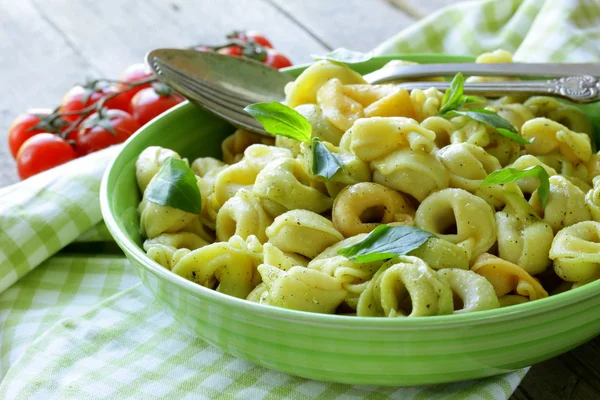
[397,76,600,104]
[364,63,600,83]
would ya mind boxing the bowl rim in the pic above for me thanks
[100,54,600,330]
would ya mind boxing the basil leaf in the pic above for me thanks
[244,102,312,142]
[145,157,201,214]
[481,165,550,208]
[314,48,373,64]
[439,72,465,115]
[338,225,435,263]
[312,138,344,180]
[449,109,530,144]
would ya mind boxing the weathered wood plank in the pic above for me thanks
[268,0,415,51]
[0,0,99,186]
[32,0,328,78]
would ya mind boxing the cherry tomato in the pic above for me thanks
[102,87,135,112]
[76,109,141,156]
[16,133,77,179]
[217,46,243,56]
[8,110,51,159]
[264,48,292,69]
[241,31,273,48]
[113,63,154,105]
[59,85,107,123]
[129,87,185,126]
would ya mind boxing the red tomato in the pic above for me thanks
[113,63,154,105]
[129,87,184,126]
[217,46,243,56]
[16,133,77,179]
[59,85,106,122]
[102,87,134,112]
[264,49,292,69]
[8,110,51,159]
[242,31,273,48]
[76,109,141,156]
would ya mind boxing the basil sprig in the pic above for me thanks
[439,73,528,144]
[314,48,373,64]
[145,157,202,214]
[338,225,435,263]
[481,165,550,208]
[439,73,483,115]
[446,109,530,145]
[244,102,311,142]
[312,138,344,180]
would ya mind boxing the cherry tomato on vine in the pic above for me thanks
[16,133,77,180]
[217,46,243,57]
[231,30,273,48]
[113,63,154,105]
[8,110,53,159]
[76,109,141,156]
[102,87,135,113]
[59,85,107,123]
[264,48,292,69]
[129,86,185,126]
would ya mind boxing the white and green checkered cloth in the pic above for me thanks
[1,0,599,398]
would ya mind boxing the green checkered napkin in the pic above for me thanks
[1,0,599,398]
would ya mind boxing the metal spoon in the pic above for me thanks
[146,48,600,136]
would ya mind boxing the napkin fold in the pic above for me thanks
[1,0,599,398]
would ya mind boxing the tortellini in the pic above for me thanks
[253,158,332,216]
[172,235,263,299]
[437,269,500,313]
[521,118,592,165]
[357,257,453,317]
[266,210,344,259]
[415,189,497,260]
[332,182,415,237]
[349,117,436,162]
[530,175,591,233]
[253,264,347,314]
[471,254,548,302]
[285,60,366,108]
[135,146,183,193]
[585,176,600,221]
[143,232,209,270]
[495,191,553,275]
[549,221,600,282]
[436,143,501,192]
[136,53,599,318]
[216,189,272,243]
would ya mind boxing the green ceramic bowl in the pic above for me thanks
[100,54,600,386]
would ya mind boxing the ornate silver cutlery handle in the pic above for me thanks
[397,75,600,103]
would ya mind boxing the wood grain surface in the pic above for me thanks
[0,1,597,398]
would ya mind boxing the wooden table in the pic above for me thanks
[0,1,598,398]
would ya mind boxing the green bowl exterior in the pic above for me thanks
[100,54,600,386]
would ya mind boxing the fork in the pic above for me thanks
[146,49,600,137]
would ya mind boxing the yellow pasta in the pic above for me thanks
[436,143,501,192]
[415,188,497,260]
[471,254,548,301]
[332,182,415,237]
[437,269,500,313]
[357,256,453,317]
[135,146,183,193]
[530,175,591,233]
[495,190,553,275]
[549,221,600,282]
[136,52,598,318]
[285,60,366,108]
[266,210,344,259]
